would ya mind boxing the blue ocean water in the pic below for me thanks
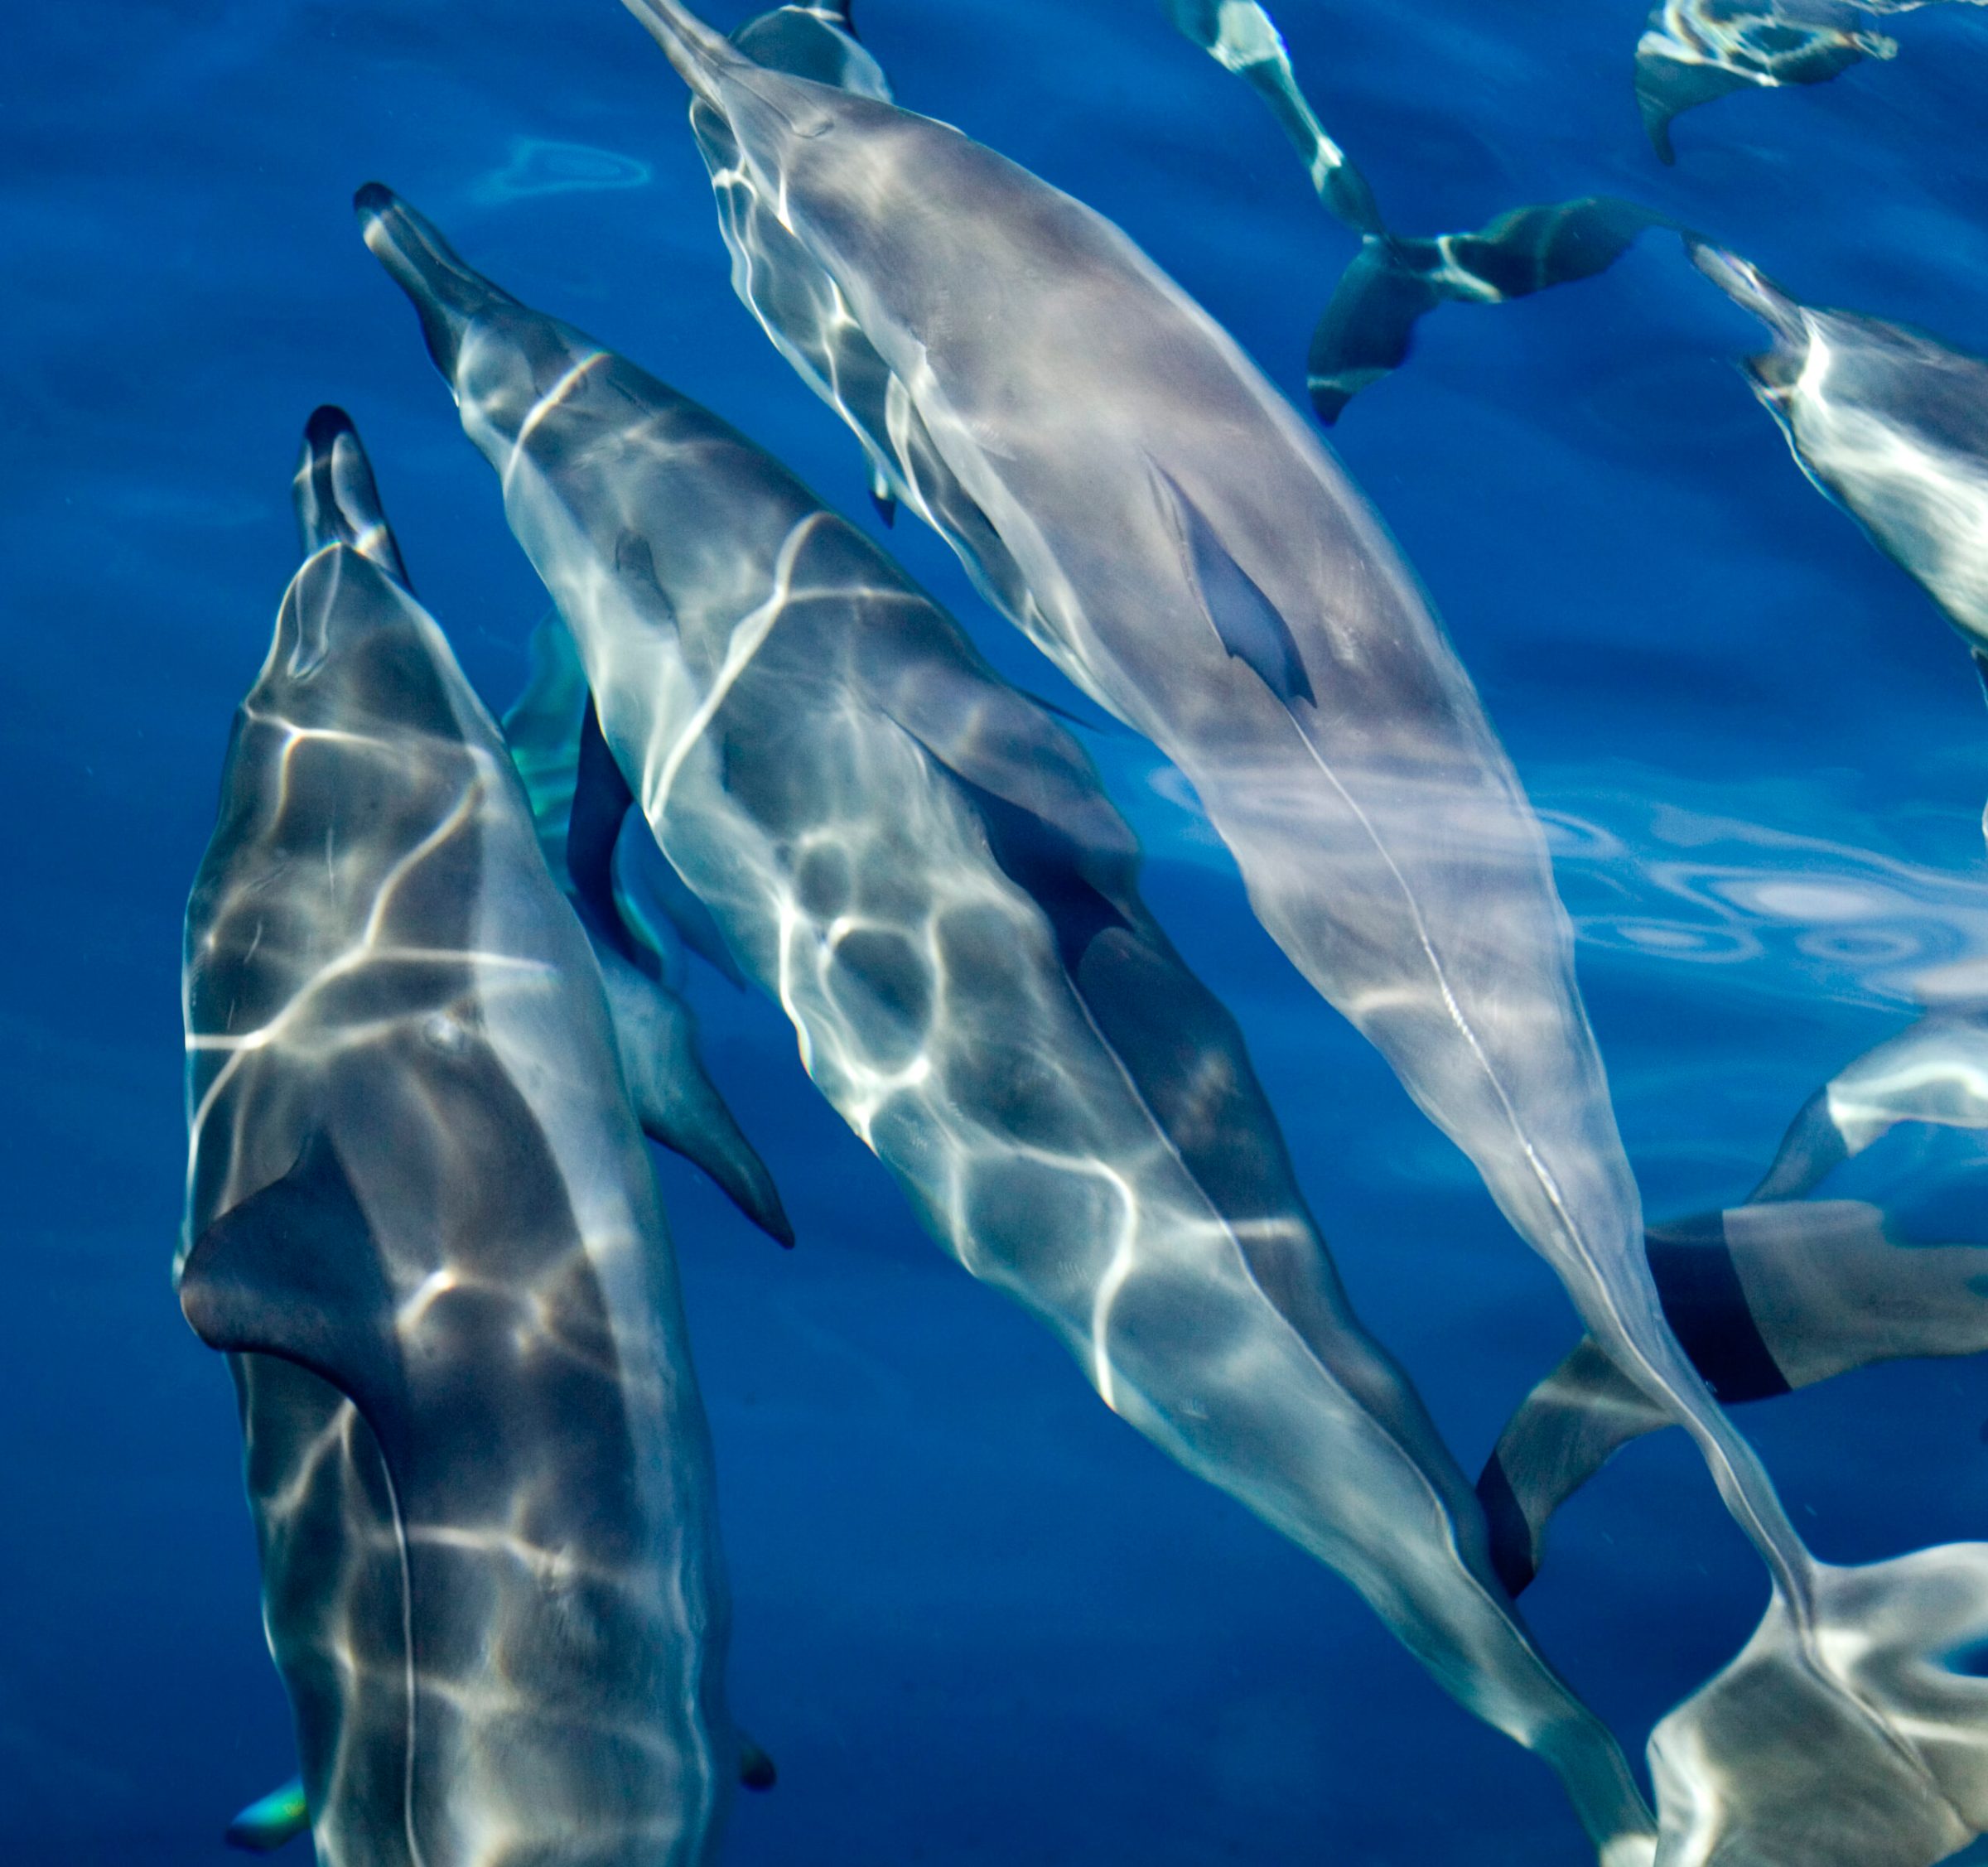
[9,2,1988,1862]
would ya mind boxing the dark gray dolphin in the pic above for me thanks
[1692,243,1988,761]
[1479,1197,1988,1595]
[1636,1,1983,166]
[1165,0,1669,422]
[620,8,1988,1855]
[178,407,738,1867]
[500,613,794,1242]
[358,184,1661,1861]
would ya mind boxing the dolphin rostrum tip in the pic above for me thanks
[620,0,739,101]
[1686,239,1797,334]
[294,406,410,585]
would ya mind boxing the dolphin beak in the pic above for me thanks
[294,406,412,586]
[1686,239,1802,340]
[355,182,504,381]
[620,0,740,106]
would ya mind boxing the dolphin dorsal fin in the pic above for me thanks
[179,1134,409,1463]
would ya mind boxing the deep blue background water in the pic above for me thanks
[9,2,1988,1861]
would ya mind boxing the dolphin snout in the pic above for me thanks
[355,182,503,379]
[1686,239,1801,339]
[294,405,411,586]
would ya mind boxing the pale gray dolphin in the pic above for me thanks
[500,612,794,1242]
[1637,1,1986,165]
[1693,244,1988,738]
[358,183,1662,1860]
[1479,1197,1988,1595]
[178,407,738,1867]
[620,9,1988,1857]
[1752,1006,1988,1201]
[1165,0,1669,422]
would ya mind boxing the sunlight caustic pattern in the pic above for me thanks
[177,409,737,1867]
[356,183,1662,1860]
[619,2,1988,1858]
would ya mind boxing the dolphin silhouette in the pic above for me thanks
[179,407,740,1867]
[357,183,1662,1861]
[500,612,794,1242]
[1693,242,1988,791]
[1165,0,1670,422]
[1636,0,1985,166]
[617,9,1988,1858]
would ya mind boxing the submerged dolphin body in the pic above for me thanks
[1692,244,1988,787]
[620,8,1988,1858]
[359,186,1661,1860]
[500,612,794,1242]
[1165,0,1668,422]
[1479,1197,1988,1594]
[1636,0,1985,166]
[178,408,737,1867]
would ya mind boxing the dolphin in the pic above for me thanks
[1165,0,1670,422]
[358,184,1662,1860]
[618,9,1988,1857]
[1692,243,1988,772]
[1479,1196,1988,1595]
[1636,0,1986,165]
[178,407,740,1867]
[1751,1006,1988,1200]
[500,611,794,1241]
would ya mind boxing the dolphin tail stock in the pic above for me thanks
[355,183,524,377]
[293,407,413,587]
[620,0,754,104]
[1475,1334,1668,1598]
[224,1774,311,1853]
[1164,0,1387,236]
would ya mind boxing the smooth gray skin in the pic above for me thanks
[1693,243,1988,694]
[500,613,794,1242]
[178,408,736,1867]
[1164,0,1667,423]
[1752,1007,1988,1201]
[622,8,1988,1857]
[1480,1199,1988,1596]
[357,185,1662,1861]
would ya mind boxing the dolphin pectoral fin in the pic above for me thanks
[613,811,751,990]
[738,1732,778,1790]
[224,1775,310,1852]
[178,1132,408,1457]
[1477,1335,1670,1595]
[1971,647,1988,710]
[1747,1086,1853,1202]
[868,461,898,527]
[595,943,794,1247]
[1634,47,1753,166]
[1151,466,1315,704]
[1305,243,1443,425]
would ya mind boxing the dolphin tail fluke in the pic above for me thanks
[224,1775,310,1853]
[1305,243,1443,424]
[293,408,413,586]
[1476,1334,1667,1596]
[1650,1546,1988,1863]
[620,0,749,103]
[355,183,519,377]
[1747,1086,1852,1203]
